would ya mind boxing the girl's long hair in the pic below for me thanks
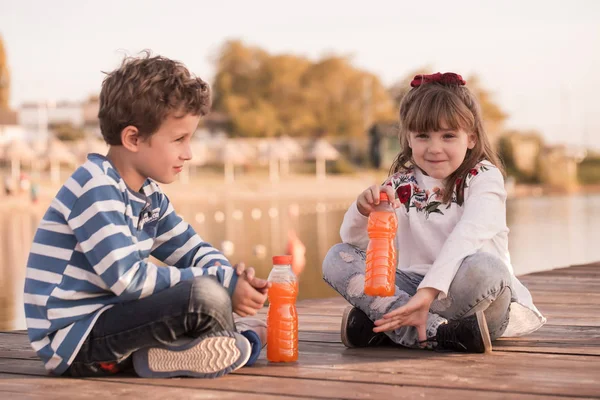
[389,82,504,204]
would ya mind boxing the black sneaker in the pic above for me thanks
[340,306,393,348]
[431,311,492,353]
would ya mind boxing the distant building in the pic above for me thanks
[504,132,543,179]
[82,96,100,138]
[17,98,103,141]
[20,101,83,127]
[539,145,585,190]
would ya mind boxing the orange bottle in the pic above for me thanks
[364,192,398,297]
[267,255,299,362]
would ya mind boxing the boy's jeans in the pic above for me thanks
[66,276,234,377]
[322,243,512,348]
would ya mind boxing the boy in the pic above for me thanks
[24,53,268,378]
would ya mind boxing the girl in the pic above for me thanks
[322,72,545,353]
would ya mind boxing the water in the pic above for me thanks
[2,193,600,331]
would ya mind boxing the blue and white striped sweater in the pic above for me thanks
[24,154,238,375]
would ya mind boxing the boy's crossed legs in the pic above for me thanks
[66,276,262,378]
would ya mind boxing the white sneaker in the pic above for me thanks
[133,330,251,378]
[235,316,267,349]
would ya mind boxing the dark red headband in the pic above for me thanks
[410,72,466,88]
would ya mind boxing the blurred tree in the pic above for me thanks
[211,40,395,138]
[466,75,507,146]
[0,34,10,110]
[50,122,85,141]
[388,66,431,108]
[498,130,544,183]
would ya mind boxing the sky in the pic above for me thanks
[1,0,599,148]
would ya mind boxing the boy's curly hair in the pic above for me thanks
[98,51,211,145]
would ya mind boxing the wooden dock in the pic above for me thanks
[1,263,599,399]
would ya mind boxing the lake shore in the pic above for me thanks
[2,169,600,212]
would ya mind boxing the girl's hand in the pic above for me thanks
[373,288,440,343]
[357,184,400,217]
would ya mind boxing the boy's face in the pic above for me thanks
[135,113,200,185]
[407,126,476,180]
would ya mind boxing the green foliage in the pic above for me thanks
[212,40,396,138]
[578,156,600,184]
[497,131,543,184]
[497,135,519,176]
[50,123,85,142]
[466,75,507,125]
[326,156,356,175]
[388,66,431,108]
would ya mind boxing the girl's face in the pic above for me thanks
[407,127,476,180]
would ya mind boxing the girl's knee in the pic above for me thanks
[322,243,360,280]
[457,252,511,291]
[442,253,512,317]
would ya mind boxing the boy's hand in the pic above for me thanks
[232,277,267,317]
[357,184,400,217]
[234,262,271,294]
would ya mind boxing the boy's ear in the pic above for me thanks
[121,126,141,152]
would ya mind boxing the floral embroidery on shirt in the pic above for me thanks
[385,163,490,218]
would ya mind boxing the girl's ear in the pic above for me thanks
[467,132,477,149]
[121,126,141,152]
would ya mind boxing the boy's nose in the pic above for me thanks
[181,145,193,161]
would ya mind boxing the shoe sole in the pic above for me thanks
[475,311,493,353]
[340,306,355,348]
[133,331,251,378]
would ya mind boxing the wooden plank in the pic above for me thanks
[492,343,600,356]
[0,333,37,359]
[525,292,600,305]
[298,331,600,356]
[0,373,300,400]
[503,325,600,341]
[295,310,600,327]
[234,348,600,397]
[0,358,46,376]
[299,323,600,343]
[3,343,599,398]
[5,325,595,362]
[1,263,599,398]
[532,266,600,275]
[3,322,599,361]
[533,264,600,274]
[0,372,575,400]
[518,280,600,292]
[96,374,581,400]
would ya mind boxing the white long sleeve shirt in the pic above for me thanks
[340,161,545,337]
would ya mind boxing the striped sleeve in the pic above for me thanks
[66,175,212,301]
[150,193,238,296]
